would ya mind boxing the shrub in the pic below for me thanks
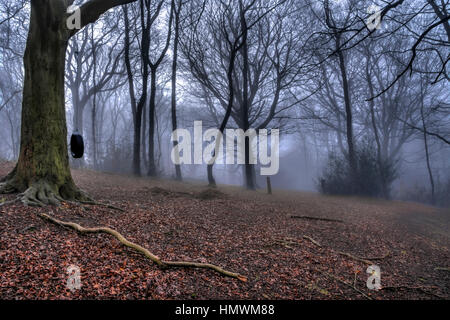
[318,144,397,198]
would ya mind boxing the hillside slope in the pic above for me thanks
[0,162,448,299]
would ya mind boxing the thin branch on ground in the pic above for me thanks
[435,267,450,272]
[275,235,390,265]
[336,250,390,265]
[302,235,322,247]
[291,215,344,223]
[78,200,125,212]
[319,270,372,300]
[382,285,446,299]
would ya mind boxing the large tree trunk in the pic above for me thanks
[0,1,89,204]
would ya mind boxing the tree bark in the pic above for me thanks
[147,67,157,177]
[420,97,435,205]
[240,3,255,190]
[171,0,182,181]
[0,0,138,205]
[0,1,87,203]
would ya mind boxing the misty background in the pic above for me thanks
[0,0,449,206]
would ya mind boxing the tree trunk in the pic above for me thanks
[240,7,255,190]
[123,3,145,176]
[0,1,89,204]
[365,53,389,198]
[148,68,157,177]
[70,83,85,169]
[171,3,182,181]
[90,25,98,170]
[336,36,357,187]
[421,100,435,205]
[206,42,239,187]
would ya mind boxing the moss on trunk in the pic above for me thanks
[0,1,89,205]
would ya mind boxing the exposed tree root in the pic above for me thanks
[0,181,17,194]
[0,197,20,207]
[291,215,344,223]
[37,212,247,282]
[19,181,65,207]
[0,176,125,212]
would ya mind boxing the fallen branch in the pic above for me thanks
[37,212,246,281]
[302,235,322,247]
[319,270,372,300]
[336,251,374,265]
[276,235,389,265]
[291,215,343,223]
[382,285,446,299]
[435,267,450,272]
[78,200,125,212]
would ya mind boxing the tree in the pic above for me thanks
[147,0,174,177]
[182,0,297,188]
[66,18,125,168]
[0,0,137,206]
[171,0,184,181]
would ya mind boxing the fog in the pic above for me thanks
[0,0,449,206]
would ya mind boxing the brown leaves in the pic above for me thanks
[0,162,448,299]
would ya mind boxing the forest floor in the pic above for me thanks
[0,161,449,300]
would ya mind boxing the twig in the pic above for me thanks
[302,235,322,247]
[382,285,446,299]
[435,267,450,272]
[37,212,247,281]
[291,215,343,223]
[78,200,125,212]
[336,251,375,265]
[319,270,372,300]
[20,225,36,233]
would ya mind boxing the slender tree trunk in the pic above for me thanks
[123,3,147,176]
[240,8,255,190]
[266,176,272,195]
[207,46,239,187]
[90,25,98,170]
[71,83,85,169]
[146,0,175,177]
[171,3,182,181]
[142,101,148,171]
[148,68,157,177]
[241,30,255,190]
[421,101,435,204]
[366,55,389,198]
[336,36,357,187]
